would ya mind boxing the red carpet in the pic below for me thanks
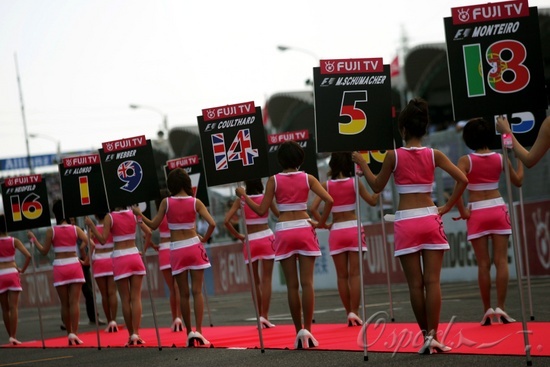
[2,322,548,356]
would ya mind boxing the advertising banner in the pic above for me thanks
[59,154,109,218]
[98,135,160,209]
[313,58,394,152]
[1,174,51,231]
[444,0,546,121]
[197,102,269,187]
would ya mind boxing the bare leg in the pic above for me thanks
[421,250,445,338]
[7,291,20,339]
[492,235,510,310]
[106,276,118,322]
[129,275,143,334]
[191,270,205,334]
[332,252,351,314]
[175,271,192,334]
[348,251,361,315]
[298,255,316,332]
[116,278,133,336]
[95,276,111,322]
[399,252,427,334]
[280,256,302,333]
[260,259,274,319]
[56,285,71,334]
[162,268,181,321]
[0,292,11,336]
[68,283,82,334]
[471,237,492,312]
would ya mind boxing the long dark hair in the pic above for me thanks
[167,168,193,196]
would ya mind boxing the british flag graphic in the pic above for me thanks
[211,133,228,170]
[228,129,258,166]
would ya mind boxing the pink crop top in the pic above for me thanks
[159,216,170,238]
[393,147,435,194]
[244,194,269,225]
[0,236,15,262]
[166,196,196,230]
[109,209,137,242]
[274,172,310,211]
[327,178,356,212]
[52,225,78,253]
[467,152,502,191]
[94,224,114,249]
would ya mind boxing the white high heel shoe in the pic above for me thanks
[171,317,183,332]
[259,316,276,328]
[105,320,119,333]
[347,312,363,326]
[494,307,516,323]
[418,335,452,354]
[187,331,196,347]
[188,331,210,347]
[126,333,145,346]
[294,329,319,349]
[68,333,83,346]
[480,307,495,326]
[8,337,22,345]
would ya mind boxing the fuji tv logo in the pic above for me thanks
[206,109,216,119]
[457,8,470,22]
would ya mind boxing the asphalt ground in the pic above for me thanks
[1,278,550,367]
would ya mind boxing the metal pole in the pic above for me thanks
[136,223,162,351]
[238,184,265,353]
[378,202,395,322]
[501,139,531,366]
[202,282,213,327]
[354,175,368,361]
[86,229,102,349]
[29,240,45,348]
[517,187,534,320]
[14,53,33,174]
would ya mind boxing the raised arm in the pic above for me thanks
[497,116,550,168]
[223,198,244,241]
[352,151,395,193]
[85,216,107,244]
[235,177,275,216]
[27,228,52,255]
[507,157,524,188]
[357,179,379,206]
[14,238,31,273]
[132,199,167,230]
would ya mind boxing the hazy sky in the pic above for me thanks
[1,0,549,160]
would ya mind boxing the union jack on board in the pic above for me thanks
[211,133,228,170]
[228,129,258,166]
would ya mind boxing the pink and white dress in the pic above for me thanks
[273,172,321,261]
[392,147,449,257]
[166,196,210,275]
